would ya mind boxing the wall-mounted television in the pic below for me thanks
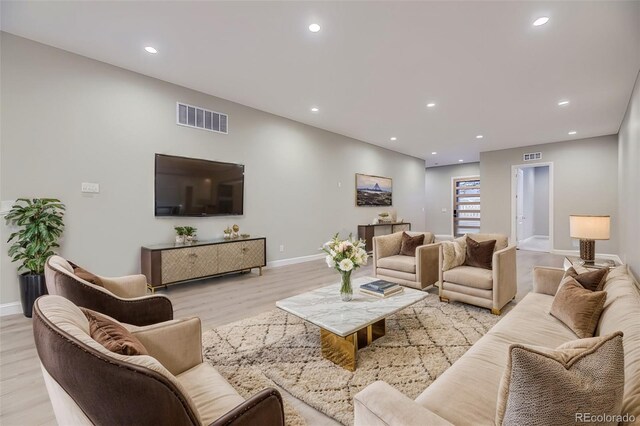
[155,154,244,216]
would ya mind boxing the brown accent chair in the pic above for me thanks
[33,295,285,426]
[438,233,517,315]
[45,255,173,326]
[373,231,439,290]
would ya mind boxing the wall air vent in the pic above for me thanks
[523,152,542,161]
[176,102,228,134]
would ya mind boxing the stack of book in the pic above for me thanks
[359,280,403,298]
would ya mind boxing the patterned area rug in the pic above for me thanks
[202,295,502,426]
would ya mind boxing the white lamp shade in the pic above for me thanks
[569,215,610,240]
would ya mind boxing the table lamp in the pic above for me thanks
[569,215,610,262]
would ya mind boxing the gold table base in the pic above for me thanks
[320,319,386,371]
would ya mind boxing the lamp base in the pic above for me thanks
[579,239,595,262]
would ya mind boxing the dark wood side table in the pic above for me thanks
[563,255,620,271]
[357,222,411,252]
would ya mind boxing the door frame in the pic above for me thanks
[451,175,480,237]
[510,162,554,251]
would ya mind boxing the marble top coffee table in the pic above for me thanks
[276,276,428,371]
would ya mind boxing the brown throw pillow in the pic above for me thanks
[564,266,608,292]
[495,332,624,426]
[82,308,148,356]
[399,232,424,257]
[549,277,606,338]
[68,261,104,287]
[464,237,496,270]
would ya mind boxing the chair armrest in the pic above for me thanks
[492,245,517,310]
[354,381,453,426]
[99,274,148,298]
[210,388,284,426]
[416,243,441,287]
[132,317,202,376]
[533,266,565,295]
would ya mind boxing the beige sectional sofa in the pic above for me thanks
[354,265,640,425]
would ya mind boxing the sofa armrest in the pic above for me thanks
[416,243,440,287]
[99,274,148,298]
[354,381,453,426]
[492,245,517,310]
[533,266,565,296]
[132,317,202,375]
[373,232,403,262]
[210,388,284,426]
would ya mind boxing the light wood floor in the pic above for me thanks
[0,250,563,426]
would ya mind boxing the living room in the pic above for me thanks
[1,1,639,425]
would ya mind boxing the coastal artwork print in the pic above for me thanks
[356,173,392,206]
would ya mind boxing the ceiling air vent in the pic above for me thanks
[523,152,542,161]
[176,102,228,134]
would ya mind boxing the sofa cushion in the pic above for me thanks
[176,363,245,425]
[399,232,424,256]
[443,266,493,290]
[377,255,416,274]
[465,237,495,270]
[496,332,624,426]
[82,308,149,356]
[563,266,608,291]
[550,277,606,338]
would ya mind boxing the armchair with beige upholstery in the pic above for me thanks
[33,295,285,426]
[45,255,173,326]
[373,231,439,290]
[438,233,517,315]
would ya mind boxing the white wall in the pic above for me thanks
[618,71,640,277]
[533,166,549,236]
[521,168,535,239]
[0,33,427,304]
[425,163,480,236]
[480,135,618,253]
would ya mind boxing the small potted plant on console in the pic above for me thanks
[174,226,186,244]
[183,226,197,244]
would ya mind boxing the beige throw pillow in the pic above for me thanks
[550,277,606,338]
[496,332,625,426]
[441,237,466,271]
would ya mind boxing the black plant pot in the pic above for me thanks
[19,273,48,318]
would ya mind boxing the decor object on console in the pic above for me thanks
[356,173,392,206]
[5,198,65,317]
[141,237,266,290]
[322,233,369,301]
[183,226,197,243]
[240,233,251,239]
[45,255,173,326]
[223,226,232,239]
[439,233,516,315]
[33,295,285,426]
[174,226,186,244]
[232,224,240,239]
[569,215,610,262]
[378,212,392,223]
[373,231,438,289]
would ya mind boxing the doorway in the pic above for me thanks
[511,163,552,252]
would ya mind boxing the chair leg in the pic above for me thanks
[439,296,449,303]
[491,308,501,315]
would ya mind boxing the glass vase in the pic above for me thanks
[340,270,353,301]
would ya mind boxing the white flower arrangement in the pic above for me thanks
[322,233,368,273]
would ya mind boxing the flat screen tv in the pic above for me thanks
[155,154,244,216]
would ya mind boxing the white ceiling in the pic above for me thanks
[2,1,639,166]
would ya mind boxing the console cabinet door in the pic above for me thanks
[161,245,219,284]
[241,240,265,269]
[217,242,244,274]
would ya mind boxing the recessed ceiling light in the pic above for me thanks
[568,130,577,135]
[426,103,436,108]
[458,159,464,162]
[309,23,321,33]
[558,100,570,106]
[533,17,550,27]
[476,135,483,139]
[310,107,319,112]
[144,46,157,54]
[390,137,397,141]
[431,152,437,155]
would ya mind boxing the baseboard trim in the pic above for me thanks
[0,301,22,317]
[267,253,325,268]
[551,249,623,265]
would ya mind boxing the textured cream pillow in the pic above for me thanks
[496,332,624,426]
[441,237,466,271]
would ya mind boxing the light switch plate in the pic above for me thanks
[81,182,100,193]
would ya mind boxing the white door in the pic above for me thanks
[516,169,524,244]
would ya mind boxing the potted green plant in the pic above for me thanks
[183,226,197,243]
[174,226,186,244]
[5,198,65,317]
